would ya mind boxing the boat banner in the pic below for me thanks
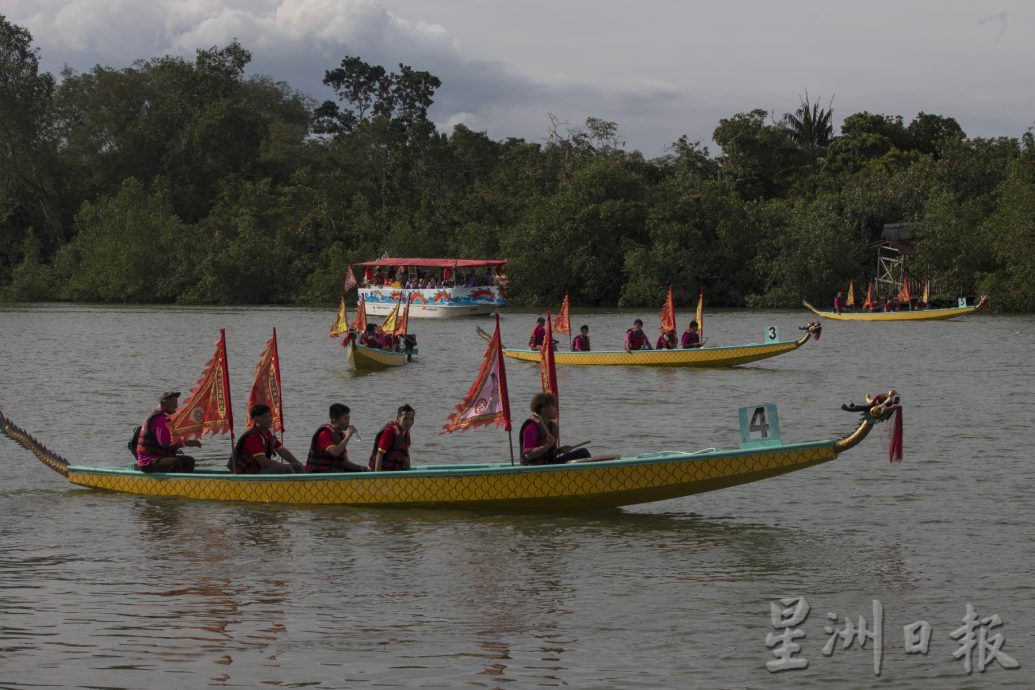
[442,314,511,433]
[540,310,559,423]
[352,295,367,335]
[659,285,676,334]
[169,329,235,442]
[847,281,856,307]
[329,292,349,338]
[343,266,358,293]
[247,328,285,435]
[553,292,570,334]
[696,287,704,339]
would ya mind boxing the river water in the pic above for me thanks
[0,304,1031,689]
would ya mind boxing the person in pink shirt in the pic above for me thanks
[680,321,701,348]
[624,319,652,352]
[135,391,201,473]
[655,329,677,350]
[572,325,591,351]
[519,393,591,465]
[528,317,547,350]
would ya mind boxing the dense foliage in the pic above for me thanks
[2,18,1033,309]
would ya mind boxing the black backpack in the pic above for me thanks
[128,426,141,458]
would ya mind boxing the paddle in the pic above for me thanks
[565,440,591,451]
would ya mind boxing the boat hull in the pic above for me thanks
[347,341,408,369]
[361,286,504,318]
[64,441,839,510]
[502,341,804,367]
[803,301,982,321]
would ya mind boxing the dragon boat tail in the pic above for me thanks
[1,392,901,511]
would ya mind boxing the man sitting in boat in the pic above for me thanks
[305,403,368,473]
[230,404,303,474]
[655,329,677,350]
[370,404,415,471]
[520,393,591,465]
[135,391,201,473]
[528,317,547,350]
[359,323,383,349]
[572,325,591,351]
[681,321,701,348]
[625,319,652,351]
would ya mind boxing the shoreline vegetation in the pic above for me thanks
[2,18,1034,311]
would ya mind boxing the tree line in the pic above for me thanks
[2,16,1033,310]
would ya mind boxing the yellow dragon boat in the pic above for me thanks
[477,322,822,367]
[1,392,900,511]
[803,296,988,322]
[346,337,412,369]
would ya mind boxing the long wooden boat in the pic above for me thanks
[477,322,822,367]
[803,296,988,322]
[346,338,410,369]
[0,393,900,511]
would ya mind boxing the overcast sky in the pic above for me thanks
[5,0,1032,156]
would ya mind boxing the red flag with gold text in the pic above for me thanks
[329,291,349,337]
[247,328,285,434]
[441,314,511,433]
[659,285,676,334]
[553,292,571,335]
[540,309,559,424]
[898,273,911,303]
[343,266,358,293]
[169,329,235,442]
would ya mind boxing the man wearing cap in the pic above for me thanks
[135,391,201,473]
[230,403,303,474]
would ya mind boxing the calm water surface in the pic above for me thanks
[0,305,1032,689]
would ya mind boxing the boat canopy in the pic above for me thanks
[353,258,506,269]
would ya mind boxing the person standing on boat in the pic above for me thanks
[528,317,547,350]
[231,404,303,474]
[572,325,591,351]
[135,391,200,473]
[833,292,845,314]
[370,404,415,471]
[520,393,591,465]
[681,321,701,348]
[655,329,677,350]
[625,319,652,352]
[306,403,368,473]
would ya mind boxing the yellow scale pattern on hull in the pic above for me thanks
[67,443,837,510]
[501,342,801,367]
[802,301,981,321]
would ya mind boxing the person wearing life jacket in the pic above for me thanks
[681,321,701,349]
[230,403,303,474]
[305,403,368,473]
[655,329,677,350]
[370,404,415,471]
[624,319,652,352]
[135,391,201,473]
[359,323,383,349]
[528,317,547,350]
[520,393,591,466]
[572,325,591,352]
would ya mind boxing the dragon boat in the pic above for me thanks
[0,392,901,511]
[346,337,413,370]
[477,322,822,368]
[803,296,988,322]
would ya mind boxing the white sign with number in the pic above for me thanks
[957,297,968,308]
[764,325,780,343]
[738,404,782,447]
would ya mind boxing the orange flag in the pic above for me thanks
[442,313,511,433]
[659,285,676,334]
[922,279,929,305]
[247,328,285,435]
[553,292,571,335]
[898,273,911,303]
[343,266,358,292]
[352,295,367,334]
[695,287,704,339]
[540,309,560,427]
[391,294,412,336]
[169,329,235,443]
[863,280,874,309]
[329,291,349,337]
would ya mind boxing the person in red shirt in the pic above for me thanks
[625,319,652,352]
[306,403,367,473]
[528,317,547,350]
[680,321,701,348]
[230,404,303,474]
[370,404,415,471]
[655,329,677,350]
[135,391,201,472]
[520,393,591,465]
[572,325,591,352]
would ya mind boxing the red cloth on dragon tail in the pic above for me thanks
[888,408,903,463]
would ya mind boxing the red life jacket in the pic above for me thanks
[136,409,173,460]
[528,326,545,349]
[573,335,590,352]
[369,422,410,471]
[305,424,350,473]
[231,427,273,474]
[519,416,559,466]
[626,329,648,350]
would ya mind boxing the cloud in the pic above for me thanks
[7,0,708,155]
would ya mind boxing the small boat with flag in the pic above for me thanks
[803,297,989,322]
[330,290,417,370]
[0,391,902,511]
[347,257,507,318]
